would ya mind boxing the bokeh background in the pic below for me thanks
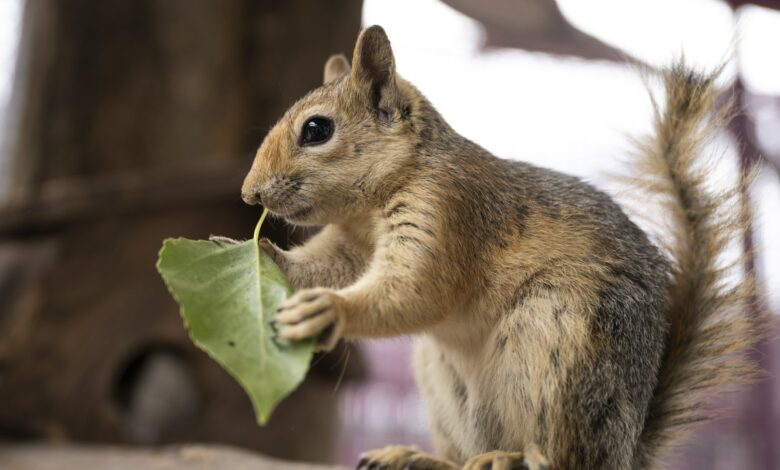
[0,1,778,469]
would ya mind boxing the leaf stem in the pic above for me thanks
[254,208,269,243]
[254,207,269,372]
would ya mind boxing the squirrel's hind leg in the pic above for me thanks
[358,445,458,470]
[462,446,549,470]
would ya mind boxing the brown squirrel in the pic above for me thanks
[239,26,762,470]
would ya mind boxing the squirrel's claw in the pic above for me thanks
[358,446,457,470]
[462,448,549,470]
[208,235,241,245]
[274,287,344,352]
[258,238,282,261]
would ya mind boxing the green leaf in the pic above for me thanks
[156,209,313,425]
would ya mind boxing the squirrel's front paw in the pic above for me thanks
[209,235,241,245]
[462,447,549,470]
[274,287,344,351]
[358,445,457,470]
[259,238,286,266]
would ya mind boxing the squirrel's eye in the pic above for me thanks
[300,116,334,146]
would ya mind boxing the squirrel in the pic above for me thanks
[238,25,763,470]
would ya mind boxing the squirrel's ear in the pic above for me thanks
[350,25,397,107]
[323,54,350,84]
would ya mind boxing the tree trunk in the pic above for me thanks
[0,0,363,463]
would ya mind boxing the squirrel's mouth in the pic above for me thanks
[280,205,313,221]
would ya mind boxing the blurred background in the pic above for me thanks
[0,0,778,469]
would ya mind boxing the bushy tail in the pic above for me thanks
[629,61,766,468]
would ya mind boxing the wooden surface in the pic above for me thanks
[0,443,349,470]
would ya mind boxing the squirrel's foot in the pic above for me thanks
[462,447,549,470]
[274,287,344,351]
[358,445,457,470]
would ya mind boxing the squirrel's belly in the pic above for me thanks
[412,332,545,462]
[411,286,595,462]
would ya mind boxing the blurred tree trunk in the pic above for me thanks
[0,0,363,463]
[9,0,363,195]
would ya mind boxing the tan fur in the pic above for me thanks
[242,27,764,470]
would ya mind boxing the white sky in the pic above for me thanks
[0,0,21,109]
[0,0,22,197]
[738,5,780,95]
[558,0,737,72]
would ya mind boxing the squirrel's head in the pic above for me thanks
[242,25,424,225]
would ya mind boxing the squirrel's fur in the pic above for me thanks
[241,26,763,470]
[626,61,763,468]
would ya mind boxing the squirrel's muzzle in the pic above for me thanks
[242,175,305,215]
[241,188,262,206]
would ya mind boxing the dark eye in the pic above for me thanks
[300,116,334,146]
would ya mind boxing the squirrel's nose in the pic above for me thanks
[241,188,263,206]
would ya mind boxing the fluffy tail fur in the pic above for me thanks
[629,61,766,468]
